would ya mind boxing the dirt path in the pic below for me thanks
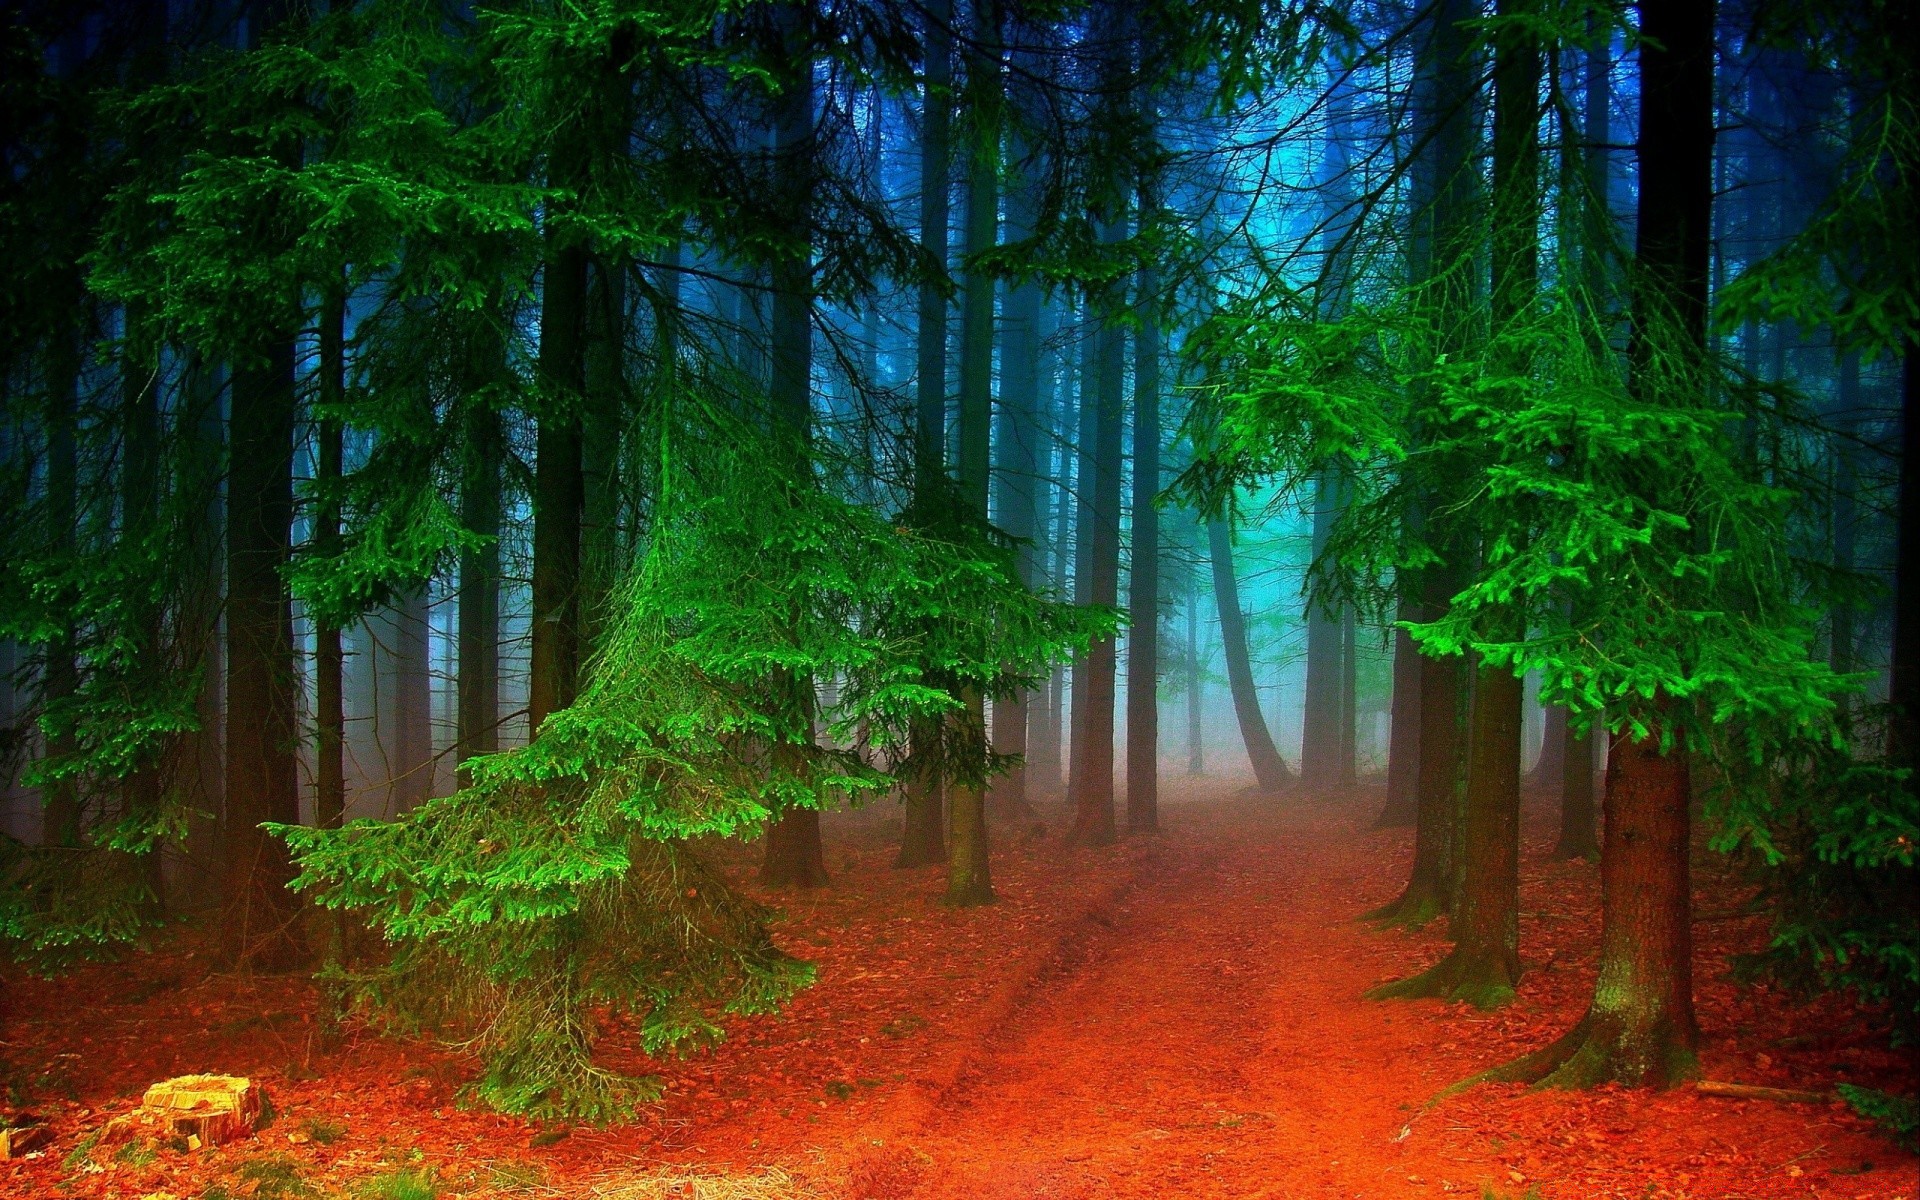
[860,794,1915,1200]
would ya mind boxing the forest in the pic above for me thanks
[0,0,1915,1196]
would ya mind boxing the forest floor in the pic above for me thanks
[2,777,1914,1200]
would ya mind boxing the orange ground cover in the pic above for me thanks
[2,779,1913,1198]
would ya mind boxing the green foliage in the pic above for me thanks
[1718,715,1919,1038]
[1837,1083,1920,1151]
[274,389,1111,1119]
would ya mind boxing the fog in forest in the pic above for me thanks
[0,0,1914,1196]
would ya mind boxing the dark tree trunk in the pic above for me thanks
[1531,704,1567,791]
[1126,258,1161,835]
[899,0,951,865]
[390,586,433,810]
[1891,340,1919,766]
[314,288,345,833]
[1208,519,1290,791]
[1377,620,1421,826]
[760,4,829,890]
[1069,253,1126,848]
[458,399,501,782]
[531,233,586,733]
[1369,579,1464,926]
[580,256,627,660]
[1370,655,1523,1007]
[224,337,305,970]
[1339,598,1357,787]
[42,329,80,850]
[945,0,999,905]
[1493,0,1714,1090]
[1187,572,1204,774]
[1555,715,1600,859]
[1066,316,1098,810]
[1301,474,1342,786]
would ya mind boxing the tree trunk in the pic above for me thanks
[1891,339,1918,766]
[531,234,586,733]
[759,4,828,890]
[389,587,433,810]
[1208,519,1290,790]
[991,92,1044,826]
[1555,715,1599,859]
[1377,620,1420,825]
[42,329,80,850]
[1370,654,1523,1007]
[899,0,951,865]
[1187,572,1204,774]
[1126,256,1161,835]
[1531,704,1568,791]
[224,337,305,970]
[1301,474,1342,786]
[314,288,345,834]
[1069,242,1126,848]
[1493,707,1698,1086]
[1369,579,1464,926]
[580,255,627,661]
[458,399,501,782]
[946,0,998,905]
[1492,0,1713,1089]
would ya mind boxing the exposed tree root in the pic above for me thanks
[1471,1011,1698,1092]
[1362,882,1448,930]
[1694,1080,1831,1104]
[1364,947,1516,1010]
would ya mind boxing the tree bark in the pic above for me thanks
[946,0,998,905]
[1301,474,1342,786]
[1370,654,1523,1007]
[314,287,345,833]
[1126,259,1162,834]
[1377,620,1421,826]
[1208,519,1290,791]
[759,4,828,890]
[224,337,305,970]
[1554,715,1600,859]
[457,396,501,783]
[899,0,951,865]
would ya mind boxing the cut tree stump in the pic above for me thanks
[101,1075,265,1152]
[0,1116,51,1158]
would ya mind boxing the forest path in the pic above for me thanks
[886,793,1442,1199]
[859,789,1912,1200]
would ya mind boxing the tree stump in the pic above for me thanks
[102,1075,264,1152]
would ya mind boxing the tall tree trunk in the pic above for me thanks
[1555,713,1599,858]
[41,329,80,850]
[760,5,829,889]
[990,81,1043,826]
[1126,260,1161,834]
[1301,474,1342,785]
[898,0,952,867]
[1531,704,1567,790]
[580,256,627,661]
[1370,653,1523,1006]
[1187,568,1204,774]
[1376,616,1421,826]
[946,0,998,905]
[1208,519,1290,790]
[1066,315,1097,810]
[224,336,305,969]
[314,287,346,835]
[390,587,432,810]
[458,397,502,782]
[531,234,586,733]
[1890,340,1918,766]
[1494,0,1713,1089]
[1339,601,1357,786]
[1069,239,1126,848]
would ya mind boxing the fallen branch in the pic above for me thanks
[1696,1080,1832,1104]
